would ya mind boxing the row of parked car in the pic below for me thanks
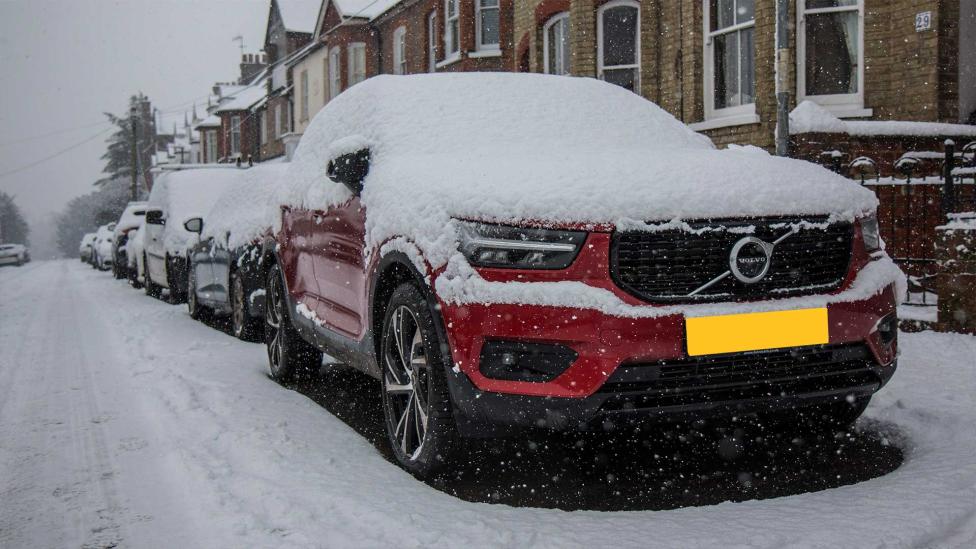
[79,74,903,479]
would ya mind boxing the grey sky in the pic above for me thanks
[0,0,269,257]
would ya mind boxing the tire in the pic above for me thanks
[166,255,187,304]
[144,254,162,299]
[380,283,460,479]
[265,263,322,382]
[113,255,126,279]
[231,270,261,341]
[187,266,209,321]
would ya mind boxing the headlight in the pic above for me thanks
[861,214,881,253]
[457,221,587,269]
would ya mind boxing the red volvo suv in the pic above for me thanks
[263,74,903,477]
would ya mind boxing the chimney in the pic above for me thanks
[239,51,267,84]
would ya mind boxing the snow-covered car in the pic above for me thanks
[0,243,29,266]
[143,168,243,302]
[92,223,116,270]
[185,163,288,340]
[126,220,146,288]
[111,201,147,280]
[79,232,97,263]
[263,74,905,478]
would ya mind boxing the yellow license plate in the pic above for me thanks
[685,308,829,357]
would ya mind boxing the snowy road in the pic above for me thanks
[1,260,975,548]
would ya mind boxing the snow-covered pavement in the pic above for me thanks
[1,260,974,548]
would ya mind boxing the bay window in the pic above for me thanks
[597,1,640,92]
[444,0,459,59]
[544,12,570,76]
[476,0,500,51]
[703,0,756,122]
[393,26,407,75]
[798,0,867,116]
[348,43,366,87]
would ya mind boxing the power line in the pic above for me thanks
[0,119,114,148]
[0,127,113,179]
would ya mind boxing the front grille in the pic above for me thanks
[611,217,853,303]
[598,344,880,412]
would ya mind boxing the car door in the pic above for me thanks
[144,209,167,286]
[313,197,368,339]
[279,206,324,317]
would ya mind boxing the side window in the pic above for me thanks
[798,0,866,115]
[703,0,756,121]
[348,43,367,86]
[444,0,460,58]
[544,12,571,76]
[476,0,500,51]
[393,26,407,75]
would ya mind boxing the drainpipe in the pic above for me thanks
[775,0,790,156]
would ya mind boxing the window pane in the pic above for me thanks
[481,8,499,46]
[713,31,739,109]
[602,6,638,67]
[547,17,569,75]
[711,0,735,31]
[806,0,858,9]
[450,20,459,53]
[805,11,859,95]
[561,20,571,74]
[736,0,754,24]
[480,0,498,7]
[739,27,754,105]
[447,0,456,18]
[603,68,637,92]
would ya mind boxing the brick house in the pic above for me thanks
[289,0,516,142]
[512,0,975,161]
[214,79,268,162]
[258,0,319,161]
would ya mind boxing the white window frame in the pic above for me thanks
[230,115,241,155]
[444,0,460,61]
[300,70,309,121]
[596,0,641,92]
[348,42,367,86]
[428,11,437,72]
[797,0,871,118]
[702,0,758,125]
[393,26,408,75]
[329,46,342,99]
[476,0,500,52]
[543,12,570,75]
[206,130,217,162]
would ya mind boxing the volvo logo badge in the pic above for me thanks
[729,237,774,284]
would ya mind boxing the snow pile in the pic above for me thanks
[334,0,403,20]
[791,100,976,137]
[148,168,248,256]
[201,163,290,250]
[280,74,879,274]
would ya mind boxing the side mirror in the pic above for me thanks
[145,210,165,225]
[183,217,203,234]
[327,148,370,196]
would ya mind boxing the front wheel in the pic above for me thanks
[231,270,261,341]
[265,264,322,382]
[187,267,208,320]
[380,283,460,478]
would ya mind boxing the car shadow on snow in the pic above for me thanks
[283,364,905,512]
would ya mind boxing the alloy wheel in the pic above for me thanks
[266,270,284,376]
[382,306,431,461]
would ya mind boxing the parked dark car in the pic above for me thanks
[111,201,147,280]
[185,163,288,340]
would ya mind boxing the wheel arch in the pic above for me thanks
[369,250,444,364]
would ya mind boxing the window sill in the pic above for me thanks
[435,54,462,69]
[689,113,761,131]
[832,106,873,119]
[468,49,501,59]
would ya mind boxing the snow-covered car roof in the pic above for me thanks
[149,167,251,256]
[81,233,97,245]
[0,244,25,251]
[95,224,115,241]
[114,202,148,235]
[280,73,879,269]
[201,163,289,250]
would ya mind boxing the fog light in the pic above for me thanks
[480,340,578,382]
[876,313,897,347]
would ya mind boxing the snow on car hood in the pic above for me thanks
[149,168,248,256]
[279,74,879,270]
[201,163,289,250]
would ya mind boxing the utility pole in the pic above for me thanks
[129,105,139,202]
[775,0,790,157]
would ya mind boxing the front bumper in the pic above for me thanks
[438,281,899,434]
